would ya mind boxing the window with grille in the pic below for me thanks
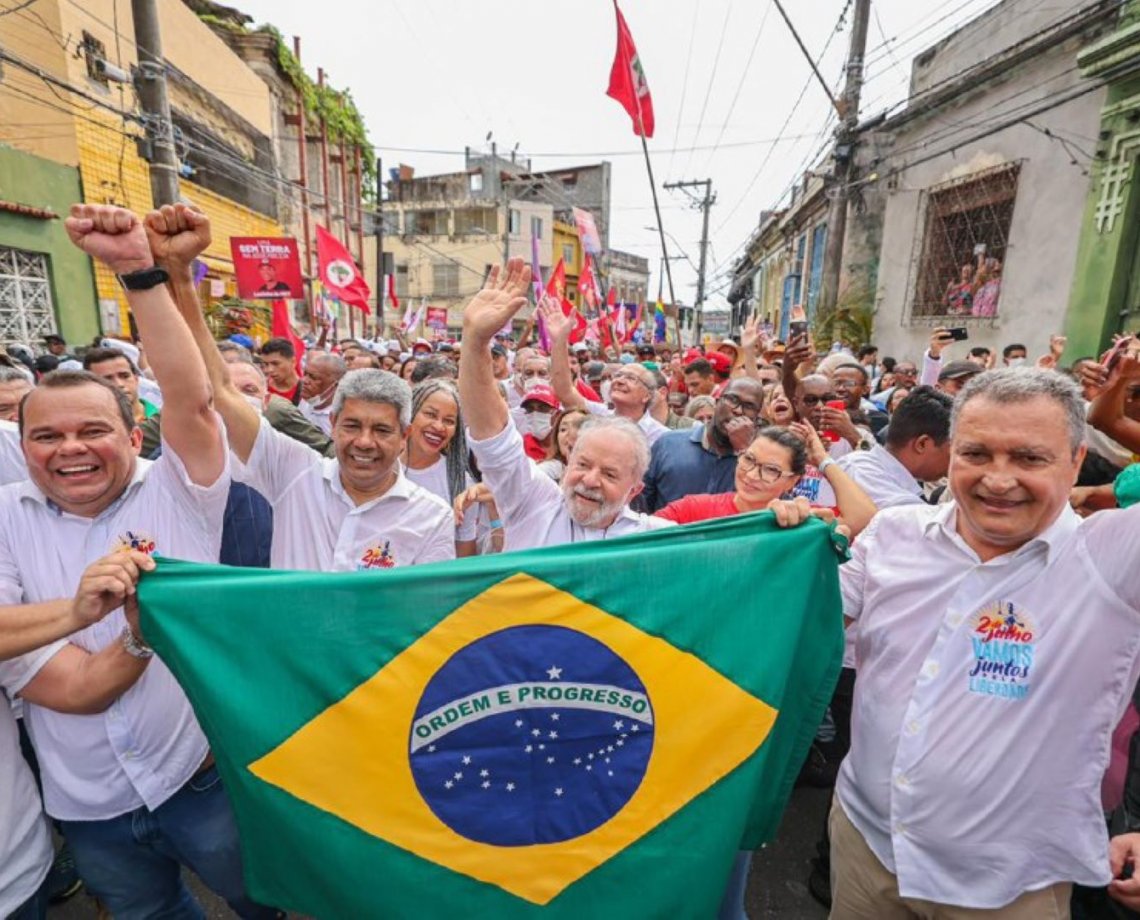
[454,207,498,236]
[910,162,1021,320]
[433,261,459,297]
[562,243,574,265]
[394,264,409,299]
[0,247,58,345]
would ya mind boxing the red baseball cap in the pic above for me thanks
[521,384,560,410]
[682,347,705,366]
[705,352,733,375]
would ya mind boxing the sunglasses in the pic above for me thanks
[800,393,839,406]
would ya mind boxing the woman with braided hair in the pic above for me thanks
[403,378,479,556]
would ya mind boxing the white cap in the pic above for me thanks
[101,337,141,365]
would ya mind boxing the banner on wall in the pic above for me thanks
[230,238,304,300]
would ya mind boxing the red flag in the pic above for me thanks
[545,259,588,345]
[270,300,305,375]
[607,1,655,138]
[386,273,399,311]
[316,225,371,314]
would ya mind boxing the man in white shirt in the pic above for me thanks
[155,204,454,572]
[832,367,1140,918]
[2,204,272,918]
[538,295,669,447]
[838,386,953,509]
[459,259,673,549]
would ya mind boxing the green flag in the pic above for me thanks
[139,512,844,918]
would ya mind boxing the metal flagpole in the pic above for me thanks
[639,134,681,346]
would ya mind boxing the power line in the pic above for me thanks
[700,0,774,175]
[665,1,701,182]
[0,0,40,17]
[681,0,735,177]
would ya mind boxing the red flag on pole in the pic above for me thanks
[316,225,371,314]
[386,273,399,311]
[270,300,305,375]
[607,1,655,138]
[545,259,588,345]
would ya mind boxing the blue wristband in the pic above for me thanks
[489,519,504,530]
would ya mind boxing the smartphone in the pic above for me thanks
[789,320,808,339]
[973,243,987,256]
[821,399,846,443]
[946,326,969,341]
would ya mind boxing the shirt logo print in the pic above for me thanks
[115,530,157,555]
[966,600,1036,701]
[358,540,396,571]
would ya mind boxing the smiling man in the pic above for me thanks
[831,367,1140,918]
[149,203,454,571]
[458,259,673,549]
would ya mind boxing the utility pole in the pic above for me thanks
[664,179,715,345]
[131,0,180,205]
[375,156,384,336]
[818,0,871,318]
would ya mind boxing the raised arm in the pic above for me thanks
[538,295,587,412]
[144,205,261,462]
[1088,352,1140,454]
[740,314,763,381]
[459,258,532,440]
[65,204,223,486]
[791,420,878,536]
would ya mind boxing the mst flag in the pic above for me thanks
[316,224,371,314]
[139,513,844,918]
[607,1,655,138]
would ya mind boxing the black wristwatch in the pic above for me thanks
[116,266,169,291]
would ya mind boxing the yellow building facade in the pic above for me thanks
[1,0,284,337]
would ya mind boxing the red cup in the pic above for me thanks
[821,399,847,443]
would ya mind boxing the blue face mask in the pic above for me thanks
[619,354,635,365]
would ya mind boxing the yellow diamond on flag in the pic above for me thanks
[249,573,776,905]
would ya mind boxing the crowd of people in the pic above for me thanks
[0,202,1138,920]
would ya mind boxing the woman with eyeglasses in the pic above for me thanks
[653,423,876,535]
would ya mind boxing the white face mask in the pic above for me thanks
[1006,357,1026,367]
[525,411,553,440]
[243,394,264,413]
[600,381,613,403]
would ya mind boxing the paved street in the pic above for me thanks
[50,786,831,919]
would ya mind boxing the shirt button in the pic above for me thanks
[922,661,940,679]
[895,774,910,789]
[906,720,920,735]
[894,822,907,835]
[947,613,963,628]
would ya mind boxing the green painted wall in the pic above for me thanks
[0,144,100,347]
[1066,3,1140,357]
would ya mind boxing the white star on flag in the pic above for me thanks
[506,782,516,792]
[546,756,555,764]
[614,720,624,730]
[631,725,640,732]
[531,728,541,737]
[524,744,533,753]
[616,739,625,747]
[454,772,463,780]
[514,719,523,728]
[481,781,490,789]
[574,757,582,765]
[462,755,471,765]
[554,788,564,797]
[479,769,489,777]
[547,666,563,680]
[586,764,593,771]
[549,731,558,739]
[428,745,436,753]
[551,713,560,721]
[444,780,453,789]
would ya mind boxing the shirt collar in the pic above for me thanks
[324,457,413,509]
[924,498,1080,564]
[873,444,922,494]
[18,457,151,518]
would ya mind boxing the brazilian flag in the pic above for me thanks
[139,512,845,918]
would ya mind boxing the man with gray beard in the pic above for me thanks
[458,259,672,548]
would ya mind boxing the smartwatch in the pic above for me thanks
[117,266,169,291]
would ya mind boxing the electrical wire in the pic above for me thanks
[0,0,39,17]
[681,0,735,177]
[665,1,702,182]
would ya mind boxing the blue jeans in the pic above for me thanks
[60,765,278,920]
[6,876,48,920]
[716,850,753,920]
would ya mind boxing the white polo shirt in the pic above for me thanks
[0,651,55,915]
[0,420,26,485]
[837,500,1140,908]
[837,443,923,509]
[0,442,230,821]
[584,400,669,446]
[299,397,334,436]
[235,418,454,571]
[467,421,674,551]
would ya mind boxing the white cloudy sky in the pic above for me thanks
[236,0,1003,305]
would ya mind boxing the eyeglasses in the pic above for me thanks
[719,392,761,416]
[894,367,918,377]
[799,393,838,406]
[737,453,795,483]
